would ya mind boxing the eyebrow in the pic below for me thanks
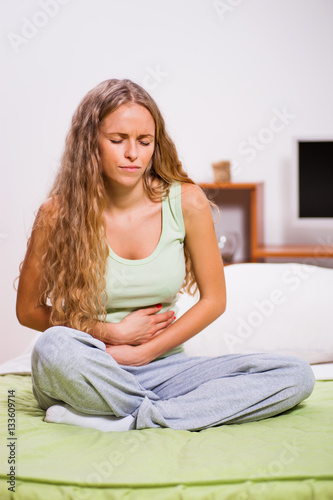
[106,132,155,139]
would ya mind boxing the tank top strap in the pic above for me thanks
[163,181,185,238]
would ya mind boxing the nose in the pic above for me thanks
[124,140,138,161]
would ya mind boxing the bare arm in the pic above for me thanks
[16,203,53,332]
[106,183,226,365]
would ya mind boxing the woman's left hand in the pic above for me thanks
[105,343,151,366]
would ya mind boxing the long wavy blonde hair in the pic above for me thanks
[23,78,215,333]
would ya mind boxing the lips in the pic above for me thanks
[119,166,141,172]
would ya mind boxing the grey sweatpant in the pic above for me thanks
[31,326,315,431]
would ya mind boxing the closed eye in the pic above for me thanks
[110,140,151,146]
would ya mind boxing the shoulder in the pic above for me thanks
[180,182,210,219]
[36,196,59,222]
[31,196,59,244]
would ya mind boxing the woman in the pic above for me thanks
[16,79,315,432]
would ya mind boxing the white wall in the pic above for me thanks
[1,0,332,363]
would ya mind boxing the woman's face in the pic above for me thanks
[98,103,155,187]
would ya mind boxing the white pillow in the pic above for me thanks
[180,263,333,364]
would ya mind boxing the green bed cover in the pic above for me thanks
[0,374,332,500]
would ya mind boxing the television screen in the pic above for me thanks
[298,140,333,218]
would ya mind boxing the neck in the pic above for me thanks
[103,178,149,215]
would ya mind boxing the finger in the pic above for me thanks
[154,311,175,324]
[153,318,175,336]
[139,304,163,315]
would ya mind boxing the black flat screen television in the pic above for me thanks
[297,140,333,219]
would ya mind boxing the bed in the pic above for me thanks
[1,263,333,499]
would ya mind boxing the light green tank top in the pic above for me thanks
[103,181,186,359]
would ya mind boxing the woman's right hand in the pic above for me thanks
[110,305,176,346]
